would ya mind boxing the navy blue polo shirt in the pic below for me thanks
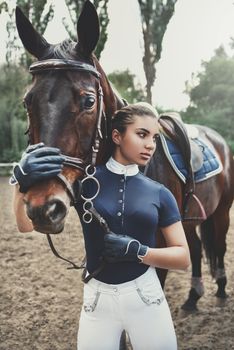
[75,164,181,284]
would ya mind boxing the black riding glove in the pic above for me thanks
[103,232,149,263]
[9,143,65,193]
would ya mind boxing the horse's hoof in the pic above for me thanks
[215,276,228,299]
[181,300,198,312]
[215,295,228,308]
[181,288,201,312]
[215,290,229,299]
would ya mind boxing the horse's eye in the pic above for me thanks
[84,96,95,109]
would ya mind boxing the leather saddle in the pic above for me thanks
[158,113,206,221]
[159,113,203,173]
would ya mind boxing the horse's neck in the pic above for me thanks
[93,57,125,114]
[92,57,125,165]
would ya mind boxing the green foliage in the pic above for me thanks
[183,45,234,152]
[108,69,146,104]
[0,64,28,162]
[63,0,109,59]
[138,0,177,103]
[16,0,54,33]
[5,1,54,66]
[0,1,8,13]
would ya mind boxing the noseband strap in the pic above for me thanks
[63,155,84,171]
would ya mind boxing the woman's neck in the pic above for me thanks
[106,157,139,176]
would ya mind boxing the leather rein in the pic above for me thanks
[29,58,108,280]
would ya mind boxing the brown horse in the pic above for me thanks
[15,0,234,313]
[146,120,234,310]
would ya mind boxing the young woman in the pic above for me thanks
[12,103,190,350]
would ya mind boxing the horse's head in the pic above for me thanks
[16,1,122,234]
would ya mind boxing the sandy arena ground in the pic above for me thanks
[0,176,234,349]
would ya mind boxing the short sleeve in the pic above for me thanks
[158,186,181,228]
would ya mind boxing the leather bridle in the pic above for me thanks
[29,58,106,205]
[28,58,108,278]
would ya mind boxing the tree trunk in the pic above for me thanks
[146,80,152,104]
[142,25,155,105]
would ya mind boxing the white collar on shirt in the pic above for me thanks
[106,157,139,176]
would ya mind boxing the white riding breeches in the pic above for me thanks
[77,267,177,350]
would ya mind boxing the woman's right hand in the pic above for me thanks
[10,143,65,193]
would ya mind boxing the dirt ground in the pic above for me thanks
[1,176,234,350]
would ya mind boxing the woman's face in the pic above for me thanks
[112,115,159,166]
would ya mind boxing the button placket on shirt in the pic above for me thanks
[117,175,126,226]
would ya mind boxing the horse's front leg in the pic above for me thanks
[155,230,168,288]
[181,226,204,311]
[215,265,227,299]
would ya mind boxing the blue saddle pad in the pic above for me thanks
[164,137,222,183]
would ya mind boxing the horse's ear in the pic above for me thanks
[76,0,100,57]
[15,6,51,59]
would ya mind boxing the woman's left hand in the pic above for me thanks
[103,232,148,263]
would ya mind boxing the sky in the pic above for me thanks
[1,0,234,110]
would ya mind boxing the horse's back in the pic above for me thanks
[196,125,234,189]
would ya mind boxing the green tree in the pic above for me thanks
[5,0,54,66]
[183,46,234,151]
[138,0,177,103]
[63,0,109,59]
[0,1,8,13]
[0,64,28,162]
[108,69,146,104]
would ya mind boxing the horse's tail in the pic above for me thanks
[200,216,216,278]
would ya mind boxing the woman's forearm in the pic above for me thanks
[142,246,190,270]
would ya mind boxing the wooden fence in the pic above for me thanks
[0,163,14,176]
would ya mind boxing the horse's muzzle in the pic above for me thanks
[26,199,68,234]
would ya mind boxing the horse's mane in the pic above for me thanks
[53,39,76,59]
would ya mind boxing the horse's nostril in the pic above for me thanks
[46,200,67,223]
[26,204,38,221]
[26,200,67,226]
